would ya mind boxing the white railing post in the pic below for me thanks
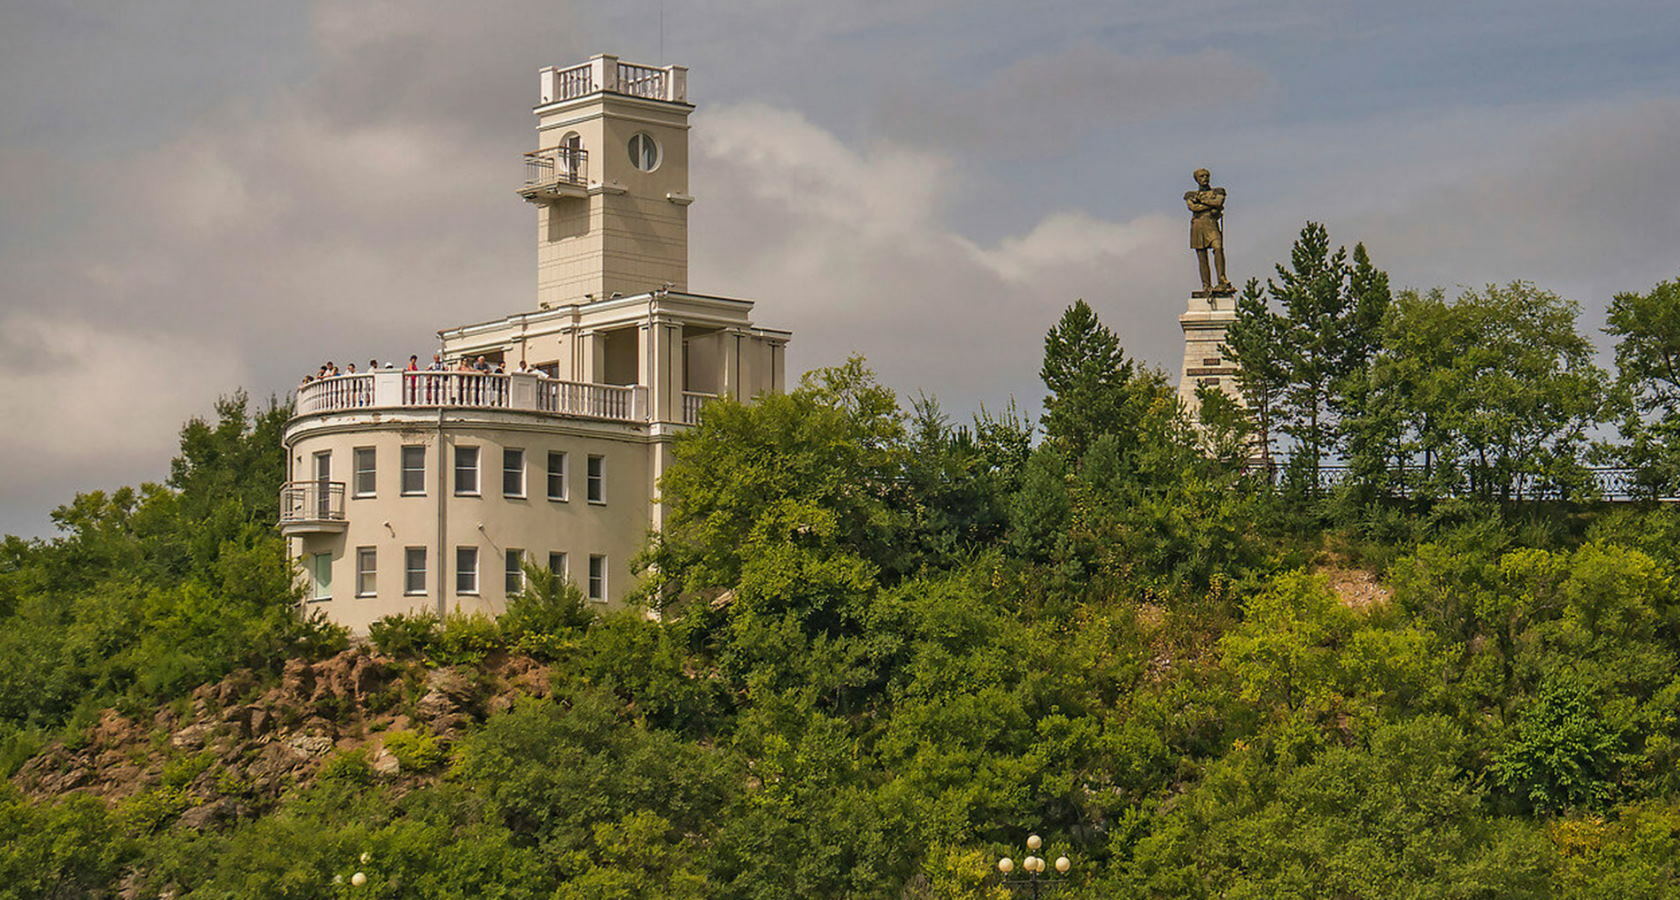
[508,372,537,410]
[539,66,560,103]
[665,65,688,102]
[372,370,402,407]
[590,54,619,95]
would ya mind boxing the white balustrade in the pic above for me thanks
[293,370,648,423]
[681,391,716,424]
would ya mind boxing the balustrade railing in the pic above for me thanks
[681,391,715,425]
[553,62,593,100]
[293,371,648,423]
[537,379,639,419]
[297,374,373,414]
[615,62,666,99]
[279,480,345,524]
[539,57,686,104]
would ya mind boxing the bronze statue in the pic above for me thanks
[1186,168,1232,294]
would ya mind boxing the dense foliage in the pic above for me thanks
[4,247,1680,896]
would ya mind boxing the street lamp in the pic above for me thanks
[997,833,1072,896]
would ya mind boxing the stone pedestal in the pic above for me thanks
[1177,291,1241,422]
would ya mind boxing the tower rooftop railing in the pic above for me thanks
[537,55,689,105]
[293,371,647,423]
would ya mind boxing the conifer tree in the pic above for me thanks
[1038,299,1168,463]
[1228,224,1390,490]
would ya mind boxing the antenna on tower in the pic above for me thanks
[659,0,666,65]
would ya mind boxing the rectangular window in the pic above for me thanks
[356,547,377,597]
[455,546,479,595]
[505,549,524,595]
[352,447,376,497]
[401,445,426,495]
[586,454,605,504]
[404,547,427,595]
[546,451,568,501]
[311,552,333,601]
[548,551,568,579]
[503,448,526,497]
[454,446,480,495]
[587,554,606,602]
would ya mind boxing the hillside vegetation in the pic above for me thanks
[4,233,1680,897]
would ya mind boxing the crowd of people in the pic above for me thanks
[299,353,551,387]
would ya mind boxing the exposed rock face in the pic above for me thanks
[9,649,553,831]
[10,649,397,811]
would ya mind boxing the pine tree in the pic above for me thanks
[1039,299,1169,463]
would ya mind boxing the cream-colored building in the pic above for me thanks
[280,55,789,633]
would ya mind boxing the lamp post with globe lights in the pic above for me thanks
[996,833,1072,897]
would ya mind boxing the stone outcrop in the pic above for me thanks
[9,649,553,830]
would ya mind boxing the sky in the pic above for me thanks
[2,0,1679,537]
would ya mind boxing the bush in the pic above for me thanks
[428,611,505,667]
[383,729,447,773]
[1495,680,1620,813]
[368,611,442,659]
[317,748,376,786]
[501,564,595,660]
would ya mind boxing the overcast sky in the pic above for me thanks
[3,1,1679,537]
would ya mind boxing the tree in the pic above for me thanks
[1038,299,1168,462]
[1222,278,1287,465]
[1226,225,1390,492]
[1604,277,1680,496]
[1355,284,1608,501]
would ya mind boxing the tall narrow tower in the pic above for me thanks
[522,54,694,308]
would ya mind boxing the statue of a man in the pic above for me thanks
[1186,168,1232,294]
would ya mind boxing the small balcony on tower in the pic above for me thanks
[279,480,346,536]
[519,146,589,204]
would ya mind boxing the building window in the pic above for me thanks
[505,549,524,595]
[401,445,426,495]
[586,454,605,504]
[353,448,376,497]
[548,551,568,579]
[356,547,377,597]
[404,547,427,595]
[628,132,660,172]
[547,451,568,501]
[587,554,606,602]
[456,546,479,595]
[503,448,526,498]
[454,446,480,496]
[311,552,333,601]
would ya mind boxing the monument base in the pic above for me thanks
[1177,291,1241,422]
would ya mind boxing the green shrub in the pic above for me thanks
[383,729,447,773]
[317,748,375,786]
[367,611,441,659]
[1495,680,1620,813]
[160,750,214,789]
[500,564,595,660]
[430,611,504,667]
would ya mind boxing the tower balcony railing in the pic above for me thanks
[293,370,649,424]
[279,480,346,535]
[520,147,589,202]
[538,56,689,105]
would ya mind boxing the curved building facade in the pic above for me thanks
[280,55,789,633]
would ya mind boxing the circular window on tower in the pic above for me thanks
[627,132,660,172]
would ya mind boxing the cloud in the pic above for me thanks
[0,312,244,486]
[4,1,1680,537]
[875,42,1276,157]
[691,103,1187,414]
